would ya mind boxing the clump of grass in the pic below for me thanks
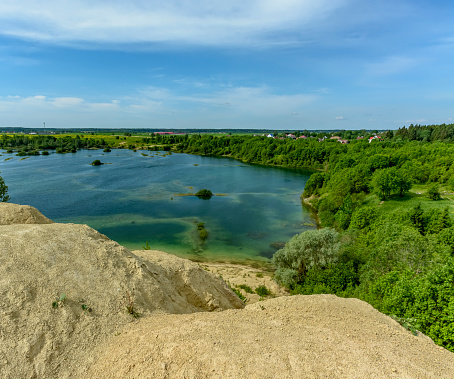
[256,272,264,278]
[123,291,141,319]
[79,299,93,313]
[52,293,67,309]
[237,284,254,294]
[232,288,247,303]
[391,315,419,336]
[255,285,272,297]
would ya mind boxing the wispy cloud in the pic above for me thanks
[0,84,319,127]
[0,95,118,112]
[0,0,344,48]
[130,85,318,117]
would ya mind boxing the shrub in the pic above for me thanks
[255,285,272,297]
[272,228,340,288]
[0,172,10,202]
[91,159,102,166]
[427,184,441,200]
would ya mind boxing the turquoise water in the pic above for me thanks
[0,149,315,263]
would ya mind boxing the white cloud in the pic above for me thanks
[0,0,344,48]
[128,85,319,120]
[0,95,119,112]
[0,85,319,128]
[52,97,84,107]
[335,116,344,120]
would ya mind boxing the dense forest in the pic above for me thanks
[2,124,454,352]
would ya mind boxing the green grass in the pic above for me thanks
[237,284,254,294]
[363,185,454,216]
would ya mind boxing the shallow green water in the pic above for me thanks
[1,149,315,263]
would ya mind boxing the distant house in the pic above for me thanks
[286,134,296,139]
[330,136,341,140]
[356,136,364,140]
[339,139,349,144]
[267,134,274,138]
[298,135,307,139]
[369,135,382,143]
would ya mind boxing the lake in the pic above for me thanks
[0,149,315,264]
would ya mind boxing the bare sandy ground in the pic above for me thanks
[2,203,454,378]
[201,262,288,303]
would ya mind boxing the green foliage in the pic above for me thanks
[123,291,140,318]
[390,315,418,336]
[272,228,340,288]
[91,159,102,166]
[349,206,378,230]
[195,189,213,199]
[79,299,92,313]
[427,184,441,200]
[293,261,359,296]
[197,222,209,240]
[143,241,151,250]
[371,167,412,200]
[369,262,454,351]
[255,285,272,297]
[231,287,247,303]
[302,172,324,197]
[0,172,10,202]
[52,293,67,309]
[237,284,254,294]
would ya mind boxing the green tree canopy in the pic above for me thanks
[0,172,10,202]
[272,228,340,288]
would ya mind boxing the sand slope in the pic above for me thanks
[1,203,454,378]
[88,295,454,378]
[0,204,243,378]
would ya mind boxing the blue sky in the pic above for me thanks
[1,0,454,130]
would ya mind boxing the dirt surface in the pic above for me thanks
[201,263,288,303]
[88,295,454,378]
[2,203,454,378]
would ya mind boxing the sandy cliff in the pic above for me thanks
[1,203,453,378]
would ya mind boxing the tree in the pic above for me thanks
[394,169,412,196]
[372,168,396,199]
[0,172,10,202]
[302,172,324,197]
[371,167,411,199]
[272,228,340,288]
[427,184,441,200]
